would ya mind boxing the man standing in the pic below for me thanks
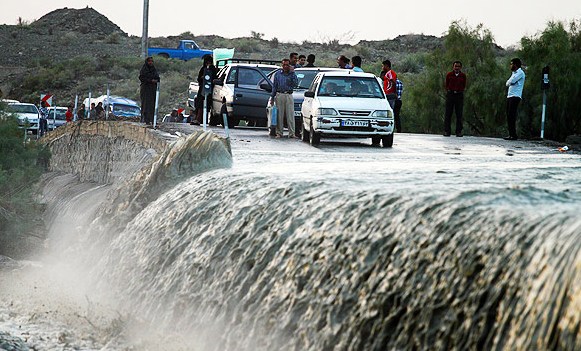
[504,58,526,140]
[304,54,316,68]
[269,58,298,138]
[394,78,404,133]
[38,101,49,136]
[351,56,364,72]
[337,55,352,69]
[381,59,397,109]
[297,55,306,68]
[290,52,300,68]
[444,61,467,137]
[139,56,160,125]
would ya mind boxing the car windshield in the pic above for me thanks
[318,77,384,98]
[48,109,67,120]
[113,104,141,116]
[8,104,38,114]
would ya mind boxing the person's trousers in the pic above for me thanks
[275,93,295,137]
[394,99,402,133]
[386,93,396,110]
[506,96,521,138]
[444,92,464,134]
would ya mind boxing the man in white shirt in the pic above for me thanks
[504,58,526,140]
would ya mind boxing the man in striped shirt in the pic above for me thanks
[394,78,404,133]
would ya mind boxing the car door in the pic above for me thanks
[232,67,272,120]
[302,74,321,125]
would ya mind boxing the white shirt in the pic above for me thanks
[506,67,525,98]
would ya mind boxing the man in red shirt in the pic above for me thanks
[381,59,397,109]
[65,105,73,123]
[444,61,467,137]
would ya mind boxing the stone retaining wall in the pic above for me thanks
[42,121,169,184]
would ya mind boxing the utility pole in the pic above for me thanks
[141,0,149,59]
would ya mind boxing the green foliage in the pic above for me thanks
[0,106,50,257]
[519,20,581,140]
[236,38,260,53]
[405,21,506,136]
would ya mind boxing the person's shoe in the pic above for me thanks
[443,132,451,137]
[275,135,282,139]
[456,133,463,137]
[503,136,518,140]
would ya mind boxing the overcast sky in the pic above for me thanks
[1,0,579,48]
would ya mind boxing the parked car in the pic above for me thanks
[148,40,212,61]
[82,95,141,119]
[47,106,68,130]
[300,71,395,147]
[197,59,279,127]
[6,102,40,133]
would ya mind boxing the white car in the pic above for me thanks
[7,102,40,133]
[300,71,395,147]
[47,107,68,130]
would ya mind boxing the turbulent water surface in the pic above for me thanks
[1,131,580,350]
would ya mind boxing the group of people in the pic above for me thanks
[443,57,526,140]
[139,52,526,141]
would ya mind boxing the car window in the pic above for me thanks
[8,104,38,114]
[237,68,267,90]
[113,104,141,116]
[48,109,67,120]
[318,77,384,98]
[295,70,320,89]
[226,67,238,84]
[259,67,278,76]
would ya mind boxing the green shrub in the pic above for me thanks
[0,107,50,258]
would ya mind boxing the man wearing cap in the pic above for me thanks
[269,58,298,138]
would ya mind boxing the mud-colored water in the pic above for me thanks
[1,132,580,350]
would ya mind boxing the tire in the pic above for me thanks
[301,118,309,142]
[382,133,394,148]
[227,116,239,128]
[157,53,169,59]
[371,136,381,146]
[309,120,320,146]
[246,120,256,127]
[255,119,267,128]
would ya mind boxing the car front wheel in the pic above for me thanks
[309,119,320,146]
[382,133,394,148]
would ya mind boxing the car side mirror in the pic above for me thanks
[213,79,223,86]
[260,83,272,92]
[304,91,315,98]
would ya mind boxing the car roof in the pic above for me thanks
[8,102,37,107]
[226,63,279,69]
[317,71,377,77]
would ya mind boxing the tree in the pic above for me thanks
[519,20,581,141]
[405,21,507,136]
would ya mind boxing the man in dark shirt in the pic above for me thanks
[269,58,298,138]
[444,61,467,137]
[304,54,316,67]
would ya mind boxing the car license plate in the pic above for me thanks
[341,120,369,127]
[294,111,301,117]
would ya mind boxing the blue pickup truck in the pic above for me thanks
[148,40,212,61]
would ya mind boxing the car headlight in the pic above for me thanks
[372,110,393,118]
[316,108,338,116]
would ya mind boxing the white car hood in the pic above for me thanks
[316,97,390,111]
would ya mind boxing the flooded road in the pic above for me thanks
[1,126,580,350]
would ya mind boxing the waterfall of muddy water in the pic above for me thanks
[2,130,581,350]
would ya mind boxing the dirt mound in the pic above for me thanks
[31,7,126,36]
